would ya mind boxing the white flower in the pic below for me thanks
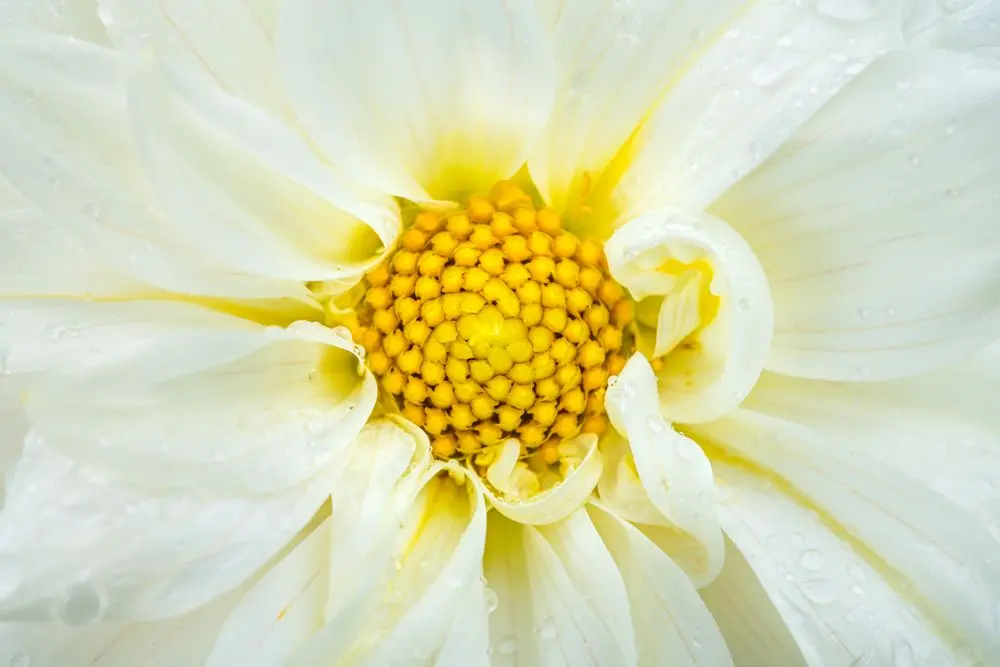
[1,1,999,666]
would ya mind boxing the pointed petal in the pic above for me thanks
[529,0,747,211]
[484,510,636,667]
[129,56,399,284]
[4,301,374,493]
[99,0,287,117]
[0,435,330,621]
[277,0,555,201]
[206,515,331,667]
[612,0,901,215]
[0,0,108,43]
[605,208,772,422]
[288,427,490,665]
[712,461,966,666]
[0,31,305,300]
[712,49,1000,381]
[587,503,732,667]
[699,537,808,667]
[603,354,724,585]
[690,409,1000,664]
[469,434,603,525]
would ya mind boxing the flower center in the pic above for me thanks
[352,182,632,462]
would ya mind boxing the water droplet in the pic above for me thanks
[306,419,329,436]
[736,297,750,312]
[53,583,106,627]
[907,154,920,167]
[800,578,836,604]
[891,638,917,667]
[10,654,30,667]
[607,374,619,388]
[484,587,499,613]
[798,549,824,571]
[815,0,876,21]
[535,617,557,639]
[945,121,957,135]
[856,307,869,321]
[497,636,518,655]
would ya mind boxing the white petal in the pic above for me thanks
[289,426,490,665]
[699,537,808,667]
[712,49,1000,381]
[484,510,636,667]
[0,31,305,300]
[612,0,901,215]
[529,0,746,210]
[603,354,723,585]
[742,367,1000,532]
[0,434,330,621]
[690,409,1000,663]
[277,0,555,201]
[605,208,772,422]
[903,0,1000,56]
[206,514,331,667]
[5,300,374,494]
[470,434,602,525]
[129,57,399,283]
[712,461,966,666]
[0,0,108,43]
[0,377,26,502]
[100,0,287,117]
[0,201,143,299]
[587,503,732,667]
[2,586,244,667]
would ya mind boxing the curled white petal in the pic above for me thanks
[606,206,773,423]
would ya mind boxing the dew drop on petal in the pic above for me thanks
[10,654,30,667]
[484,587,499,613]
[798,549,824,571]
[53,583,106,627]
[498,636,518,655]
[535,617,557,639]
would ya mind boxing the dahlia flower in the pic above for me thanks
[1,1,999,666]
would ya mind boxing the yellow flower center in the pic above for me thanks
[352,182,632,462]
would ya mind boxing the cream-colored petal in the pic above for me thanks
[288,430,489,665]
[7,301,374,494]
[484,510,636,667]
[470,434,602,525]
[712,49,1000,381]
[529,0,747,211]
[0,377,26,502]
[587,503,732,667]
[99,0,287,118]
[2,586,243,667]
[603,353,723,585]
[904,0,1000,56]
[699,537,808,667]
[612,0,901,216]
[0,434,331,622]
[605,208,772,422]
[0,0,108,43]
[743,366,1000,531]
[713,462,968,666]
[0,199,144,299]
[130,57,398,285]
[277,0,555,201]
[690,409,1000,664]
[0,31,305,300]
[206,515,331,667]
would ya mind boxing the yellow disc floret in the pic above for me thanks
[353,182,631,461]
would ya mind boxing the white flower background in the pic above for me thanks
[0,1,999,666]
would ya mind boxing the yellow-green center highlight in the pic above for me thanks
[351,182,633,463]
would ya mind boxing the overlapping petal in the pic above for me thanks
[605,207,772,423]
[713,49,1000,381]
[602,354,724,585]
[277,0,555,202]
